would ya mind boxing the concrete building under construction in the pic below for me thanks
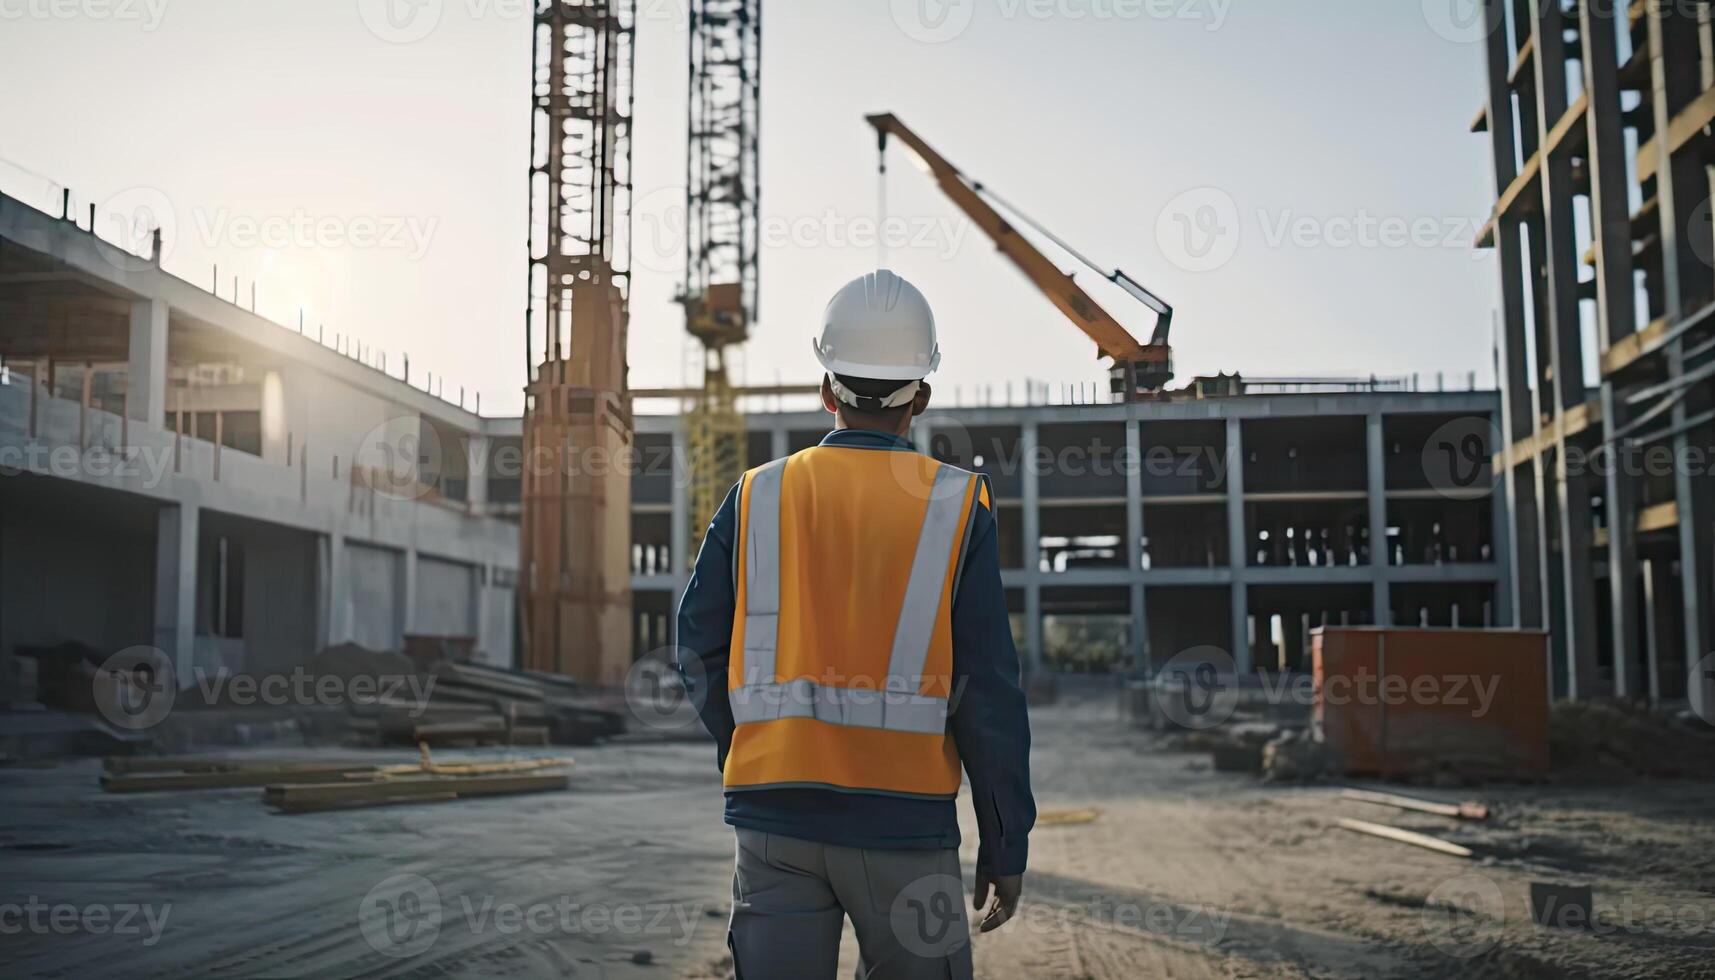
[550,383,1508,675]
[1474,0,1714,715]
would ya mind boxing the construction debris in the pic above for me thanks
[1262,729,1329,782]
[1335,817,1474,859]
[1340,788,1490,821]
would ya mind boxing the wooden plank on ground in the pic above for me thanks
[1341,789,1490,821]
[102,766,381,793]
[1336,818,1474,858]
[104,757,371,774]
[263,771,570,813]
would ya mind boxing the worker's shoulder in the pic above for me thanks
[764,446,990,508]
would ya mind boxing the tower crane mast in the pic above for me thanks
[682,0,761,555]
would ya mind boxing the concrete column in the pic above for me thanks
[401,548,418,642]
[1642,559,1666,704]
[1225,417,1250,673]
[474,566,491,660]
[126,298,167,428]
[1366,413,1391,626]
[152,502,198,685]
[1124,418,1147,671]
[770,426,788,462]
[320,531,350,647]
[466,435,490,510]
[1021,420,1043,673]
[1490,448,1514,627]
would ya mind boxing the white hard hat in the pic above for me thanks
[812,269,942,381]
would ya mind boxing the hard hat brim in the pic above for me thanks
[813,339,940,381]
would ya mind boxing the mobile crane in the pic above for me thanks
[866,113,1175,397]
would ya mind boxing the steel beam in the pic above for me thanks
[1582,0,1643,696]
[1532,0,1600,697]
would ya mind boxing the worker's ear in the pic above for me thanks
[820,375,839,416]
[911,381,932,417]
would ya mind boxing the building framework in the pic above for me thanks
[609,390,1508,673]
[1476,0,1714,712]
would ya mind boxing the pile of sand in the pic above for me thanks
[1549,698,1715,778]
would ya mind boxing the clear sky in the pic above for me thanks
[0,0,1499,416]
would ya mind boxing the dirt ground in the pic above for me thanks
[2,687,1712,978]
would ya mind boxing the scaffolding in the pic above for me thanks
[1476,0,1714,712]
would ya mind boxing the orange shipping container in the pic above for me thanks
[1312,627,1551,779]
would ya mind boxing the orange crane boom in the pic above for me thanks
[866,112,1174,395]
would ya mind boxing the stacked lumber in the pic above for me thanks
[98,747,573,813]
[100,757,381,793]
[344,659,623,748]
[264,770,570,813]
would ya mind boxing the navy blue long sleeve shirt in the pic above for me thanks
[674,428,1035,876]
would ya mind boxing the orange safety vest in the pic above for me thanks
[723,443,985,800]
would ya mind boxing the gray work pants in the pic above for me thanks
[728,829,974,980]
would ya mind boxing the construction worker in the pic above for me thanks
[676,269,1035,979]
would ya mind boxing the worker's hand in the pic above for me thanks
[972,872,1023,933]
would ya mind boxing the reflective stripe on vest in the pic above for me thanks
[731,458,974,736]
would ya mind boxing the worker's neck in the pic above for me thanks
[833,414,913,440]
